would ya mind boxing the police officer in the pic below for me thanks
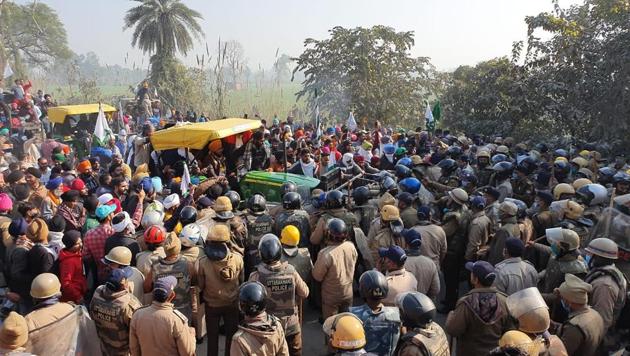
[274,192,311,247]
[350,270,401,356]
[483,187,501,233]
[231,281,289,356]
[269,181,298,218]
[487,201,521,266]
[583,238,627,351]
[493,237,538,295]
[248,234,308,356]
[492,161,513,202]
[440,188,471,312]
[24,273,75,331]
[280,225,313,286]
[322,313,370,356]
[136,225,167,281]
[179,223,205,342]
[103,246,145,303]
[313,218,358,319]
[558,200,593,246]
[198,224,244,356]
[532,228,587,294]
[242,193,274,277]
[395,292,449,356]
[555,274,605,356]
[412,207,447,271]
[213,196,248,256]
[351,186,378,236]
[397,192,419,229]
[575,183,608,225]
[401,229,440,299]
[531,191,556,239]
[130,276,196,356]
[0,312,32,355]
[474,149,493,186]
[310,190,357,249]
[513,158,536,206]
[143,232,196,323]
[90,267,143,356]
[380,246,418,306]
[367,205,404,271]
[465,196,492,262]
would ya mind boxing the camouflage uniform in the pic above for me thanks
[90,285,143,356]
[151,257,194,322]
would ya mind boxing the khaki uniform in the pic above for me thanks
[493,257,538,295]
[395,322,450,356]
[557,307,604,356]
[136,247,166,277]
[310,208,357,247]
[442,207,471,309]
[25,302,75,331]
[212,219,247,256]
[230,312,289,356]
[518,218,534,244]
[445,287,512,356]
[180,246,205,340]
[404,252,440,299]
[400,206,420,229]
[90,285,143,356]
[484,202,500,233]
[541,252,587,294]
[249,261,309,355]
[383,268,418,306]
[584,265,626,329]
[312,241,357,319]
[412,223,447,270]
[465,211,491,261]
[487,218,520,266]
[367,218,403,271]
[197,248,243,356]
[129,301,196,356]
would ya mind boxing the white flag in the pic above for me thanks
[94,104,111,143]
[425,103,434,123]
[347,111,357,132]
[180,162,191,195]
[3,63,14,79]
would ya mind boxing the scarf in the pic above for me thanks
[300,160,315,177]
[33,296,61,310]
[47,190,60,206]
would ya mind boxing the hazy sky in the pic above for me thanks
[22,0,580,71]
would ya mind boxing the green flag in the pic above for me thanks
[432,100,441,122]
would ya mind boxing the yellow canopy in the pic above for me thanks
[150,118,262,150]
[48,104,117,124]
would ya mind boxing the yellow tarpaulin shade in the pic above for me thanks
[150,118,262,150]
[48,104,117,124]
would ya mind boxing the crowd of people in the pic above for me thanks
[0,79,628,356]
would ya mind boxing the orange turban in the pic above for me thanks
[76,160,92,174]
[208,140,223,153]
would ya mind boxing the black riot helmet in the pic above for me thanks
[492,161,514,181]
[352,186,370,206]
[179,206,198,226]
[239,281,267,317]
[282,191,302,210]
[258,234,282,264]
[246,193,267,213]
[358,270,389,300]
[325,190,345,209]
[281,182,298,197]
[326,218,348,240]
[224,191,241,211]
[397,291,437,328]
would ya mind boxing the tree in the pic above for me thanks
[0,1,71,77]
[293,26,434,126]
[124,0,204,108]
[223,40,245,89]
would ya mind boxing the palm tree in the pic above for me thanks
[124,0,204,57]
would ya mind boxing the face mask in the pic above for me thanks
[583,254,592,267]
[560,299,571,313]
[550,244,560,257]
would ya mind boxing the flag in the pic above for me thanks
[3,63,14,79]
[424,102,434,123]
[314,92,322,139]
[94,104,112,145]
[347,111,357,132]
[432,100,441,122]
[180,162,191,195]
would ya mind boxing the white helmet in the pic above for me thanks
[180,223,202,247]
[141,210,164,229]
[144,201,165,215]
[576,183,608,206]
